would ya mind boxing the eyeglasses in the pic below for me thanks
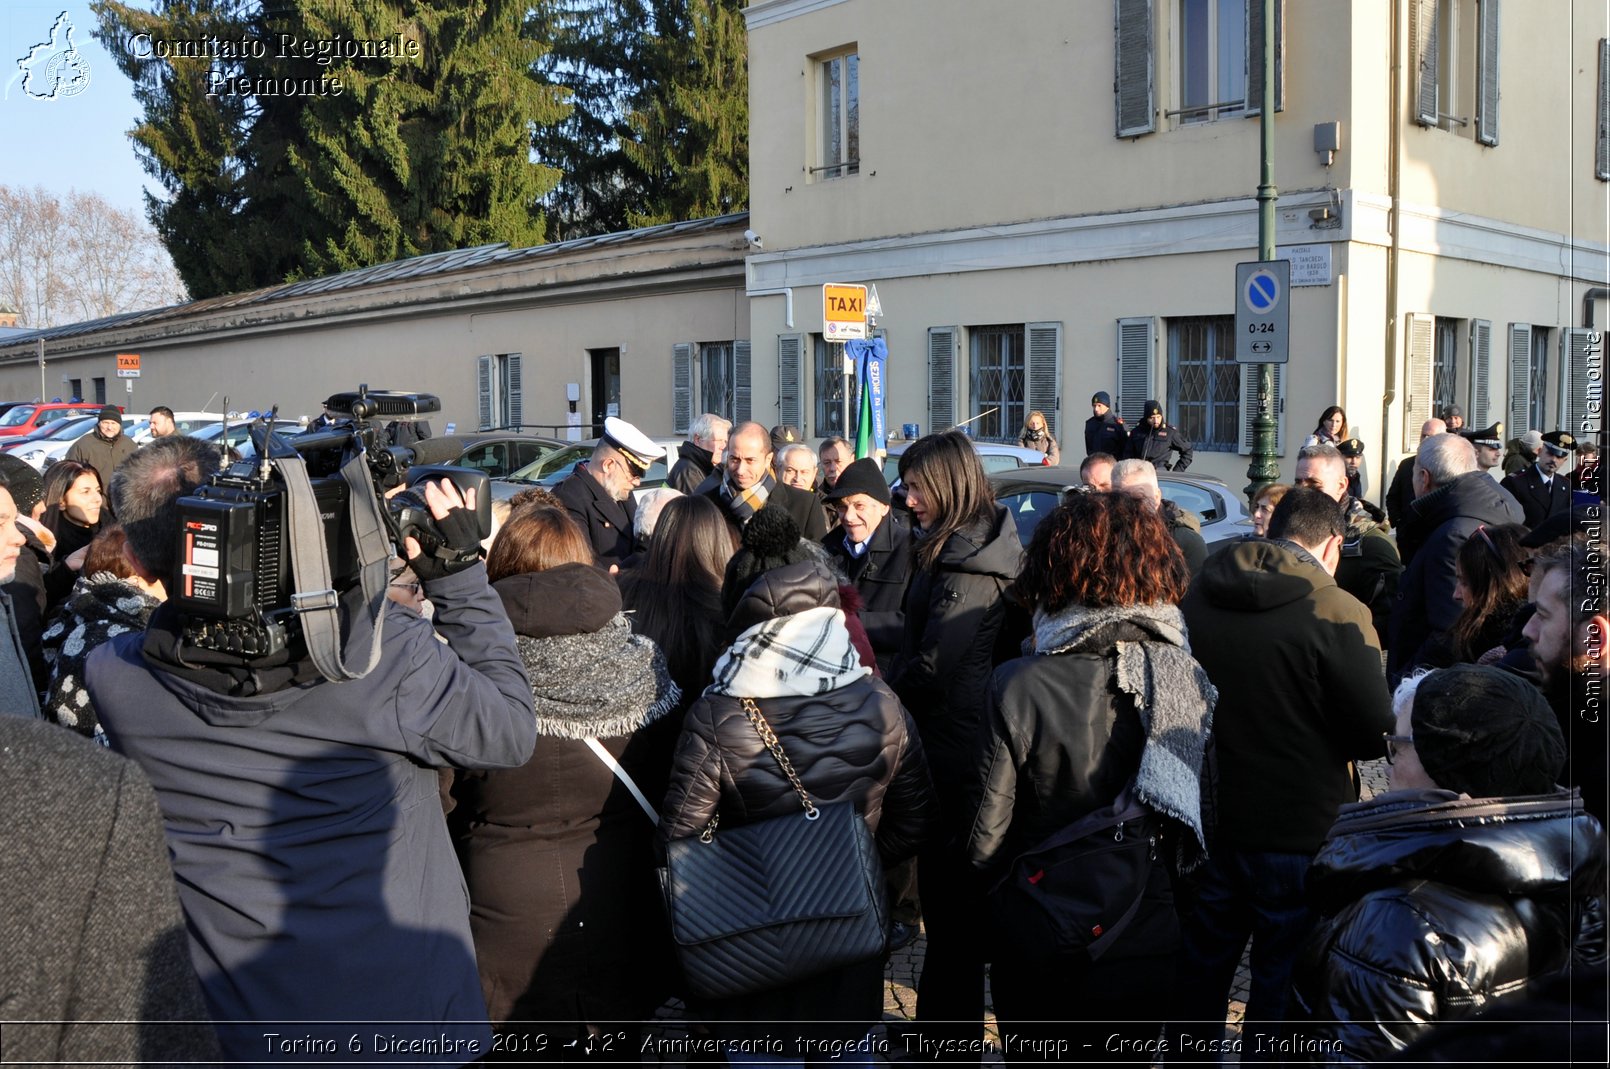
[389,580,422,597]
[1382,733,1414,765]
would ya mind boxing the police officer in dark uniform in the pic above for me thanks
[1125,399,1193,471]
[1336,437,1386,523]
[1083,391,1128,458]
[553,416,665,563]
[1500,430,1575,529]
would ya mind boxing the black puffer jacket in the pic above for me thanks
[1388,470,1523,680]
[666,439,716,494]
[1292,789,1607,1064]
[889,505,1023,791]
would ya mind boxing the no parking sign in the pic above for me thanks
[1235,260,1290,364]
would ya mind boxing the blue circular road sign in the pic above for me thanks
[1245,270,1280,313]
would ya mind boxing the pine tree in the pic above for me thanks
[622,0,748,228]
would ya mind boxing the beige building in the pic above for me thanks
[0,216,752,440]
[743,0,1609,494]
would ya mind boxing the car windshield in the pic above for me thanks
[506,443,590,484]
[43,417,98,440]
[0,406,36,426]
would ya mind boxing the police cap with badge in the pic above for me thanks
[1541,430,1577,458]
[601,416,665,475]
[1336,437,1366,459]
[1460,422,1504,449]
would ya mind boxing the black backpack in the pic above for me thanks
[984,782,1160,961]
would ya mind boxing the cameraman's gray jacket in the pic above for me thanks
[85,563,535,1062]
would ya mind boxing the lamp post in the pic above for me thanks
[1245,0,1281,502]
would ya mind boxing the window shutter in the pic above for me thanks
[1026,322,1062,437]
[1506,324,1532,436]
[1245,0,1285,117]
[1238,363,1285,455]
[476,354,495,431]
[1404,313,1435,439]
[1114,0,1156,137]
[1468,320,1491,426]
[1562,328,1599,437]
[505,353,523,429]
[734,340,752,424]
[672,343,694,434]
[777,334,804,431]
[1475,0,1500,146]
[928,326,957,433]
[1413,0,1439,126]
[1598,39,1610,180]
[1116,318,1154,427]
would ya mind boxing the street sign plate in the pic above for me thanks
[823,283,868,342]
[116,352,141,378]
[1235,260,1290,364]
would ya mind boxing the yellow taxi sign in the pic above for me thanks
[823,283,868,342]
[115,352,141,378]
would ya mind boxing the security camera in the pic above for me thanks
[743,229,763,249]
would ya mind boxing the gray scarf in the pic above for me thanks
[516,614,682,739]
[1033,602,1217,856]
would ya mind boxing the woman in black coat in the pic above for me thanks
[451,506,683,1055]
[965,492,1215,1056]
[886,430,1023,1051]
[38,460,105,611]
[659,558,936,1056]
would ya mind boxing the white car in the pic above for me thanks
[127,411,226,443]
[5,415,137,472]
[9,411,223,471]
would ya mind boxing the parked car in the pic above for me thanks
[491,436,680,503]
[882,439,1058,483]
[439,432,568,479]
[127,411,227,444]
[190,419,308,458]
[0,401,112,438]
[987,466,1253,547]
[5,414,138,471]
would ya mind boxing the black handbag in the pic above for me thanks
[660,697,890,1000]
[985,781,1159,961]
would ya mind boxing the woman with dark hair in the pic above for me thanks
[1450,523,1530,664]
[618,493,737,701]
[1304,405,1349,447]
[965,493,1215,1053]
[887,429,1023,1048]
[41,524,165,746]
[39,460,106,610]
[452,505,683,1054]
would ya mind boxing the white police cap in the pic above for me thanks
[602,416,665,472]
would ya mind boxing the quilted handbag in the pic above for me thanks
[661,697,889,1000]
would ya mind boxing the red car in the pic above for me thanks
[0,402,116,437]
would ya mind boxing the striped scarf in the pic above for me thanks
[720,471,775,525]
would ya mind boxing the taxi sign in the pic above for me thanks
[823,283,868,342]
[116,352,141,378]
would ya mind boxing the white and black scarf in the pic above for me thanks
[707,606,869,699]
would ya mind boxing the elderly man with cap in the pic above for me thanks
[1460,420,1505,480]
[697,421,828,542]
[553,416,666,563]
[1084,391,1128,457]
[64,406,135,507]
[1124,400,1192,471]
[1292,664,1604,1062]
[1502,431,1577,529]
[821,458,914,671]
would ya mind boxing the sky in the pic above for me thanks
[0,2,157,217]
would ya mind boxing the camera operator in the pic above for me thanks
[84,435,536,1063]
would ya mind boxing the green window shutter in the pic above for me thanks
[1413,0,1439,127]
[928,326,957,433]
[476,354,495,431]
[1404,313,1435,439]
[1245,0,1285,117]
[1026,322,1063,437]
[777,334,804,432]
[1115,317,1154,427]
[1114,0,1156,137]
[672,343,694,435]
[1238,363,1285,455]
[1506,324,1531,436]
[1475,0,1500,146]
[1468,320,1491,426]
[734,340,752,424]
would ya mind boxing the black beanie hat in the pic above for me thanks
[97,404,122,423]
[720,506,813,621]
[1411,665,1566,798]
[0,454,44,515]
[1143,400,1163,419]
[823,457,891,505]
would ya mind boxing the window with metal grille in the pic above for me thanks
[813,335,857,438]
[1529,327,1550,430]
[1434,317,1459,420]
[700,342,735,422]
[1167,317,1239,452]
[814,50,859,179]
[970,325,1025,442]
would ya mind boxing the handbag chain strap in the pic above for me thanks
[697,696,821,844]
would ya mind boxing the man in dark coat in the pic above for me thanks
[1125,400,1192,471]
[821,458,914,671]
[1388,432,1524,680]
[695,421,828,542]
[1176,488,1393,1047]
[1387,416,1447,562]
[666,413,730,494]
[1501,430,1576,529]
[65,406,135,498]
[554,416,666,563]
[1083,391,1128,457]
[1112,458,1205,575]
[1295,443,1402,647]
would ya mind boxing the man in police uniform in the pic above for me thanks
[1335,437,1380,516]
[1084,391,1128,457]
[1500,430,1575,529]
[1460,421,1505,481]
[1125,399,1193,471]
[554,416,666,563]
